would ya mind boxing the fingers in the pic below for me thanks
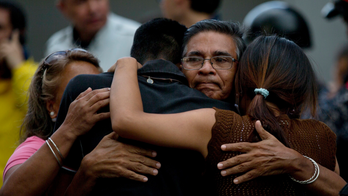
[107,63,117,72]
[232,170,259,184]
[75,87,92,100]
[126,155,161,175]
[11,30,20,44]
[126,144,157,158]
[90,95,110,113]
[137,62,143,69]
[217,153,254,171]
[78,88,110,104]
[255,120,272,140]
[221,142,254,153]
[95,112,110,122]
[117,169,149,182]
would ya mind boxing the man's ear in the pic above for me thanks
[176,63,183,71]
[45,100,58,119]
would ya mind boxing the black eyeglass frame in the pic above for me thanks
[181,56,238,70]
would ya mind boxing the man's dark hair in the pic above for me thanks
[0,0,26,45]
[183,19,246,60]
[131,18,187,65]
[190,0,221,14]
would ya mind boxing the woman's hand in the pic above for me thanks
[107,57,142,72]
[62,87,110,139]
[0,30,24,69]
[80,132,161,182]
[217,120,307,184]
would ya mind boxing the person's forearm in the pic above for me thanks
[64,165,96,196]
[293,164,346,196]
[110,58,143,134]
[0,126,77,196]
[307,165,346,196]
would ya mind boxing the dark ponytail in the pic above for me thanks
[235,35,317,146]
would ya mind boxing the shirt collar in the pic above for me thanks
[137,59,188,84]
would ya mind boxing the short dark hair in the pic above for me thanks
[190,0,221,14]
[131,18,187,65]
[182,19,246,60]
[0,0,26,45]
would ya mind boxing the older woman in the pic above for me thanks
[0,49,110,195]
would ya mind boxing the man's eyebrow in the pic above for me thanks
[186,51,203,56]
[213,51,232,56]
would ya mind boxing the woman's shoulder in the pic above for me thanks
[3,136,45,178]
[17,136,45,153]
[213,107,240,118]
[292,119,336,136]
[212,108,245,130]
[289,118,337,170]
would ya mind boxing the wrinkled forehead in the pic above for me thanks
[183,31,238,59]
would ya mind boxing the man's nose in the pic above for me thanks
[87,0,99,13]
[198,59,216,75]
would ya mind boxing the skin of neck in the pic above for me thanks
[180,10,212,27]
[75,27,98,44]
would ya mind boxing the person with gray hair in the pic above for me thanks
[181,19,245,101]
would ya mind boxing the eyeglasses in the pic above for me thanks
[41,48,88,78]
[42,48,88,69]
[181,56,237,70]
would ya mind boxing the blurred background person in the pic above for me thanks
[158,0,222,27]
[317,43,348,182]
[243,1,312,49]
[0,0,37,187]
[322,0,348,36]
[312,0,348,182]
[45,0,140,71]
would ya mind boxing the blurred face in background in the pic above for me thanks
[0,8,12,42]
[58,0,109,36]
[159,0,187,23]
[0,8,12,78]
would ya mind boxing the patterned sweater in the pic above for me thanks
[205,108,337,196]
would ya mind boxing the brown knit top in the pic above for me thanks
[205,108,337,196]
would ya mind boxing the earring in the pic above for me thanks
[50,111,56,122]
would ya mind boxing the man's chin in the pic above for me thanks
[200,89,222,100]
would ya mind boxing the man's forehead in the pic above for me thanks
[185,31,237,58]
